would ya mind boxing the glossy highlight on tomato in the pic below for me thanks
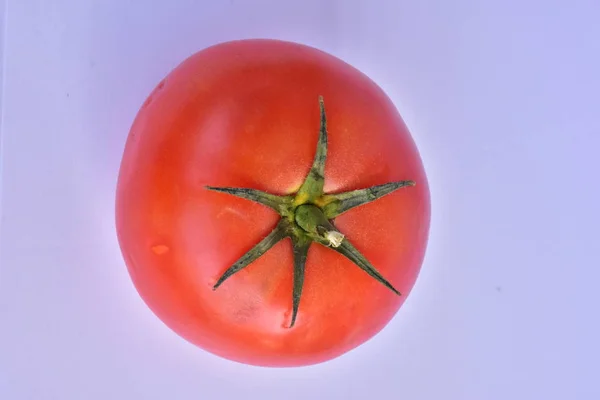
[116,39,430,367]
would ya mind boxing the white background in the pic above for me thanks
[1,1,599,399]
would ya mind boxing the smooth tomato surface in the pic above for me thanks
[116,39,430,367]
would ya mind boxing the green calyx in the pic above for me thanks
[206,96,415,328]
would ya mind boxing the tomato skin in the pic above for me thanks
[116,39,430,367]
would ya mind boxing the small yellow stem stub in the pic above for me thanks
[324,231,345,248]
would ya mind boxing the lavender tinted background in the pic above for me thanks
[1,0,599,399]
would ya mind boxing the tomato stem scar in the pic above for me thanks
[294,204,344,247]
[206,96,414,327]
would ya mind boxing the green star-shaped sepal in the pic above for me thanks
[206,96,415,327]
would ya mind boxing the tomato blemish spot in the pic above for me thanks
[151,244,170,255]
[143,80,166,108]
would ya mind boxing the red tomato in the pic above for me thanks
[116,39,430,367]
